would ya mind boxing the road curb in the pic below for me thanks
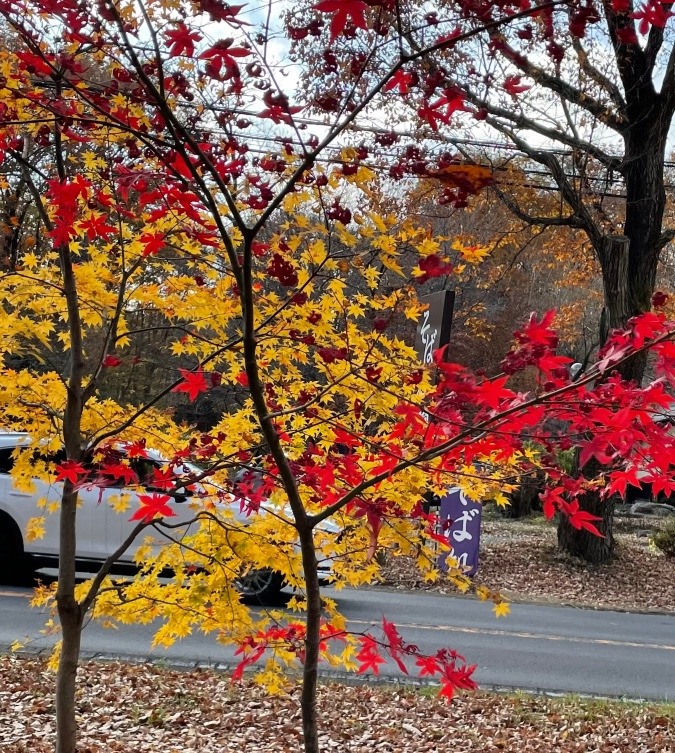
[0,644,662,704]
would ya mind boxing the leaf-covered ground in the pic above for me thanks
[1,656,673,753]
[380,516,675,613]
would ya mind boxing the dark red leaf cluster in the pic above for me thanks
[267,252,299,287]
[416,253,453,283]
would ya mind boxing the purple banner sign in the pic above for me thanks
[437,488,482,576]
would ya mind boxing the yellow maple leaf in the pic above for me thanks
[109,494,131,514]
[47,641,62,673]
[475,585,491,601]
[415,237,440,256]
[453,241,491,264]
[381,253,404,276]
[26,516,46,542]
[493,601,511,618]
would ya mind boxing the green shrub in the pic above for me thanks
[651,518,675,558]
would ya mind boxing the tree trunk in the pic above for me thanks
[557,111,669,563]
[55,486,84,753]
[502,471,543,519]
[556,236,629,564]
[55,595,83,753]
[557,459,615,565]
[556,498,615,564]
[298,524,321,753]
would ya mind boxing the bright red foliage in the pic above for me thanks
[632,1,674,34]
[314,0,370,41]
[99,462,138,485]
[356,636,388,674]
[165,23,203,57]
[172,367,209,401]
[55,460,87,485]
[129,493,176,523]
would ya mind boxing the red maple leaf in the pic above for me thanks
[616,26,639,44]
[472,375,515,410]
[129,493,176,523]
[314,0,369,41]
[382,618,410,674]
[149,466,178,490]
[564,500,604,536]
[384,69,416,94]
[540,485,564,520]
[140,231,166,257]
[55,460,87,484]
[200,40,250,79]
[503,75,530,96]
[99,462,138,485]
[195,0,249,25]
[414,253,453,283]
[356,636,386,674]
[632,2,674,34]
[517,310,558,346]
[606,467,642,498]
[125,440,149,459]
[79,214,117,241]
[438,662,477,699]
[16,50,55,77]
[258,89,304,125]
[259,103,304,124]
[165,22,202,57]
[102,354,122,368]
[166,151,195,180]
[415,655,441,677]
[417,90,468,131]
[231,645,266,681]
[173,367,209,401]
[47,176,91,247]
[317,347,349,364]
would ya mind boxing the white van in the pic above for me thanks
[0,432,335,602]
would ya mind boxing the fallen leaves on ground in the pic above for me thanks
[380,517,675,613]
[0,656,673,752]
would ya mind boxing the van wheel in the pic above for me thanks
[235,569,285,604]
[0,513,32,585]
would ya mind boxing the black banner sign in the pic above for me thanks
[414,289,455,365]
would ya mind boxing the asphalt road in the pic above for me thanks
[1,582,674,700]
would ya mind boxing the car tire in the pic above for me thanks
[0,512,33,585]
[235,568,285,604]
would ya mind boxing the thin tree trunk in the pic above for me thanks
[53,104,87,751]
[55,578,83,753]
[238,231,323,753]
[298,525,321,753]
[55,485,84,753]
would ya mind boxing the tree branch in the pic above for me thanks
[458,88,623,172]
[570,36,626,114]
[603,0,651,99]
[490,33,626,132]
[482,119,605,249]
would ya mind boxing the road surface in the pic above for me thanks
[1,583,673,700]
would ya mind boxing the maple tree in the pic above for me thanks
[288,0,675,562]
[2,3,675,753]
